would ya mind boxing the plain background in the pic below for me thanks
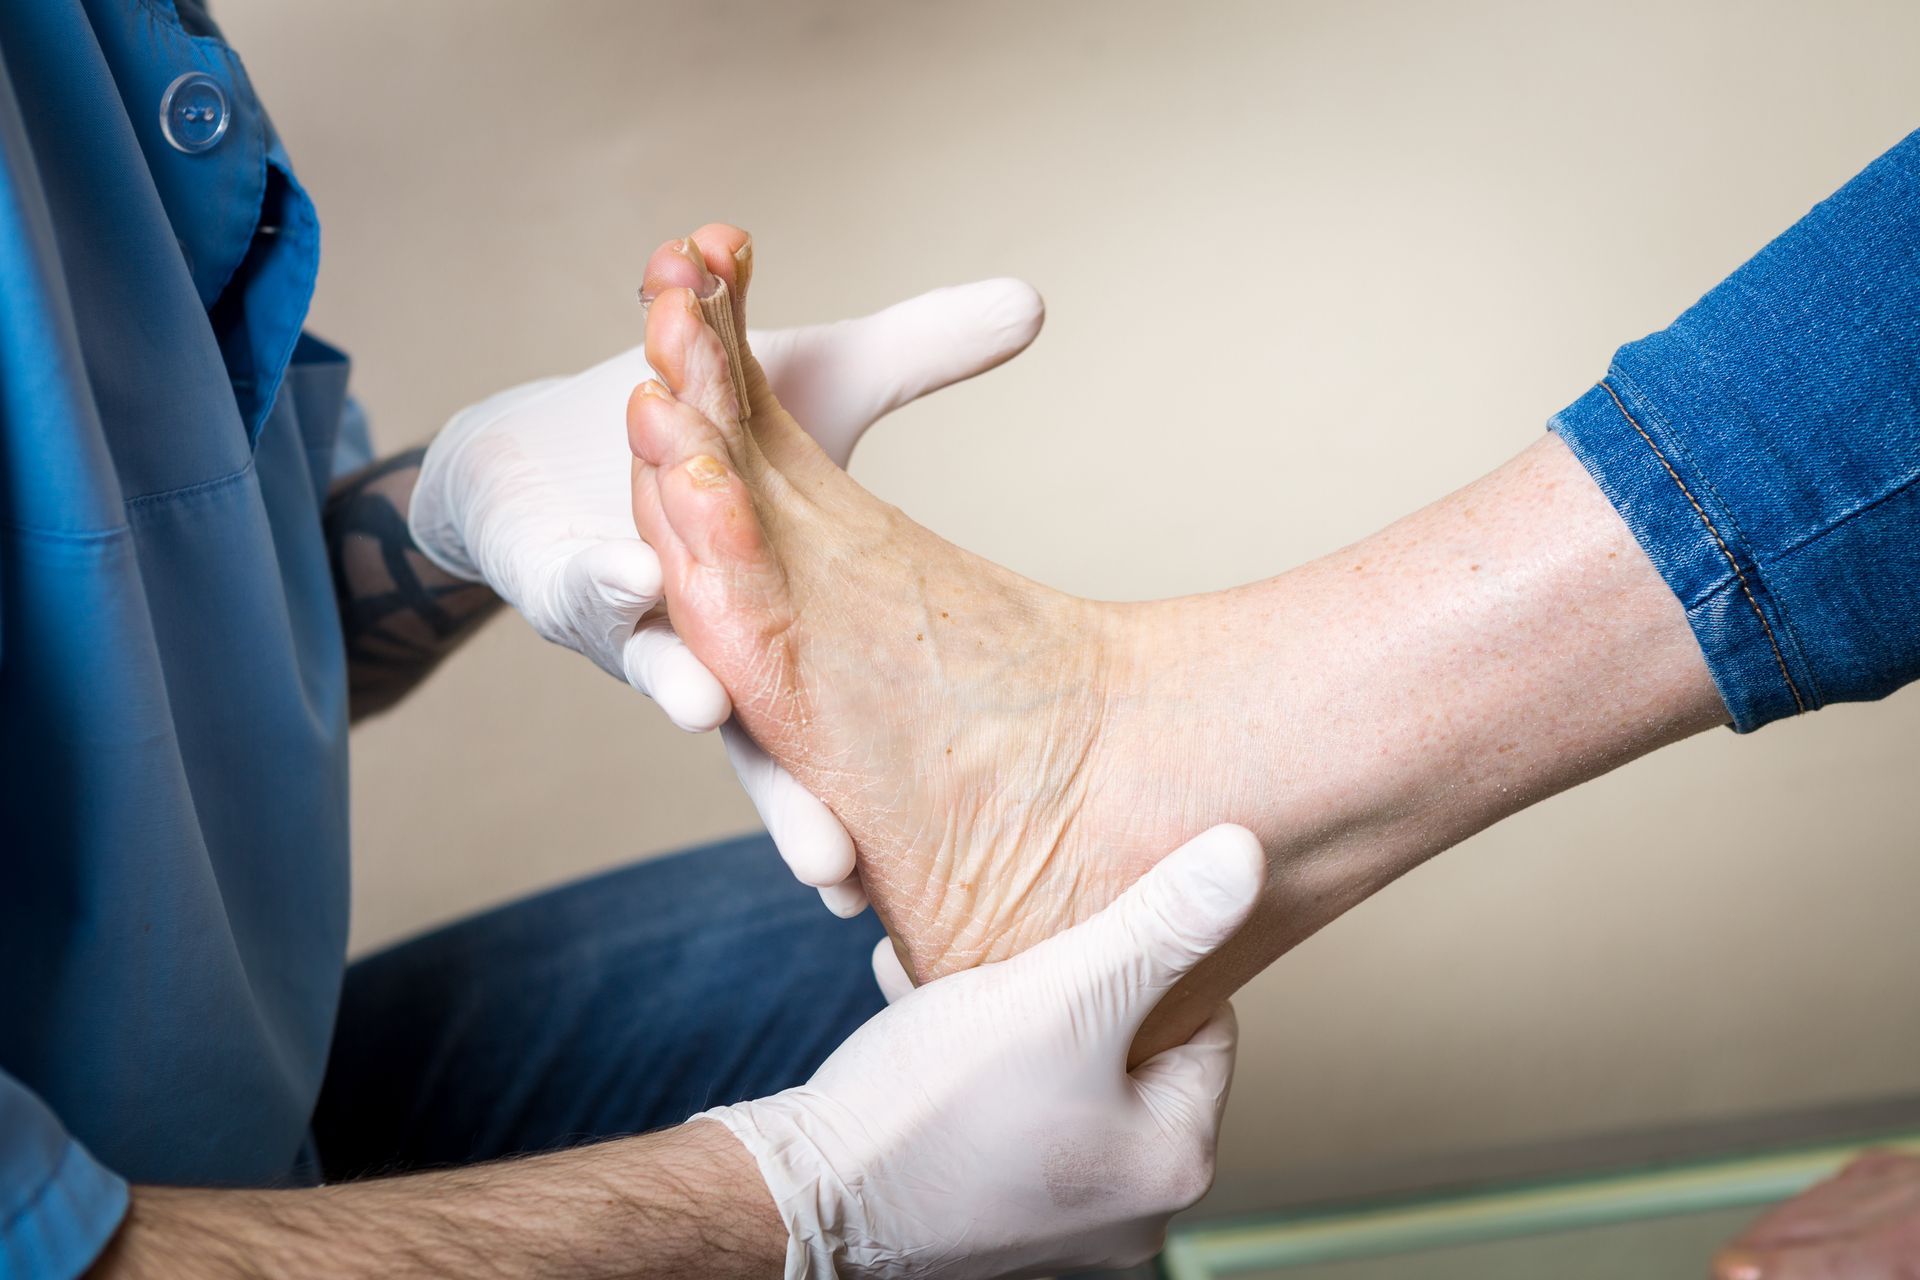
[217,0,1920,1194]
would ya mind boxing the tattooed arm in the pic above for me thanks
[323,448,503,721]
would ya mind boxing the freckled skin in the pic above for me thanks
[630,224,1728,1062]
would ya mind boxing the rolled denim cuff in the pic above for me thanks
[1553,127,1920,732]
[1552,375,1818,732]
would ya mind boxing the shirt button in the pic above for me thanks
[159,72,230,155]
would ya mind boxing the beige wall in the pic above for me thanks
[216,0,1920,1189]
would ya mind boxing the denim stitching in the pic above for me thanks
[1613,367,1825,708]
[1599,381,1807,715]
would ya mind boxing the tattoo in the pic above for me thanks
[323,448,502,720]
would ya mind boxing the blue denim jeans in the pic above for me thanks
[309,834,886,1180]
[1553,128,1920,731]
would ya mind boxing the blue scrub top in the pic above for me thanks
[0,2,351,1273]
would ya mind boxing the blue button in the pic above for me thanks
[159,72,230,155]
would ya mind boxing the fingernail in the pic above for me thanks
[637,379,668,399]
[638,286,657,310]
[681,288,701,316]
[1715,1253,1763,1280]
[685,454,730,490]
[733,235,753,286]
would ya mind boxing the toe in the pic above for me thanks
[628,377,731,472]
[642,235,721,306]
[643,287,749,446]
[666,228,835,478]
[629,385,800,738]
[690,223,753,305]
[653,449,800,720]
[627,380,722,595]
[660,452,770,572]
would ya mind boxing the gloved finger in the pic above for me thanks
[720,722,859,891]
[567,537,665,609]
[564,541,730,735]
[749,278,1046,468]
[1033,824,1264,1023]
[871,936,915,1004]
[816,873,870,919]
[561,539,666,669]
[1129,1000,1238,1123]
[621,616,732,732]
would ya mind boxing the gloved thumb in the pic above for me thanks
[1123,1000,1238,1212]
[1048,825,1264,1027]
[1129,1000,1238,1125]
[751,278,1045,469]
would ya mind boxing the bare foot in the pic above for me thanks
[627,226,1224,1046]
[1712,1151,1920,1279]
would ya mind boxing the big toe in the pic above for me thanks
[642,235,722,306]
[645,227,831,484]
[690,222,753,301]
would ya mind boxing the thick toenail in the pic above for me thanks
[686,455,730,490]
[676,237,722,297]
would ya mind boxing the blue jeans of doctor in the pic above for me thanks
[311,835,887,1182]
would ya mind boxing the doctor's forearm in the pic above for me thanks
[87,1123,782,1279]
[323,448,503,720]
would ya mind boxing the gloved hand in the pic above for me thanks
[700,824,1263,1280]
[408,280,1045,913]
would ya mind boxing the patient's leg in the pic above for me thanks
[629,225,1725,1060]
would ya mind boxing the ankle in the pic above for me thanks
[1101,578,1439,889]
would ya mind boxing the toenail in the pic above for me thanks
[674,237,722,296]
[685,454,731,490]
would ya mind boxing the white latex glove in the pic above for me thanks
[700,824,1264,1280]
[409,280,1045,914]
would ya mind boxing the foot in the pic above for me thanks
[627,226,1202,997]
